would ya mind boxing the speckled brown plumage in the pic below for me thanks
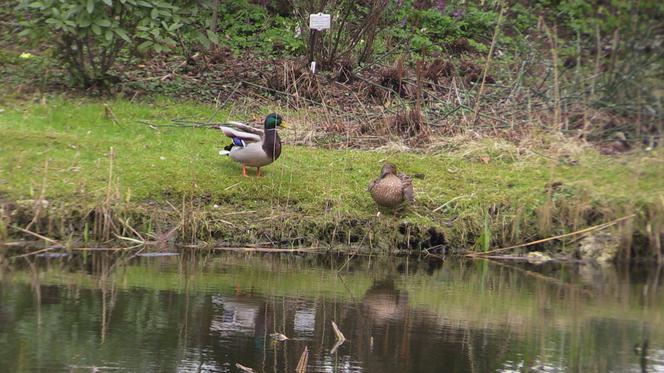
[368,163,414,208]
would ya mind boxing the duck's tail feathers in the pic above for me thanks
[219,141,240,156]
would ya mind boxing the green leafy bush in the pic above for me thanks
[18,0,184,88]
[165,0,298,57]
[381,2,502,58]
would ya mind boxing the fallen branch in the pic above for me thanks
[10,225,58,244]
[0,241,41,247]
[11,245,63,259]
[69,247,141,252]
[212,246,319,253]
[467,214,636,257]
[114,234,145,245]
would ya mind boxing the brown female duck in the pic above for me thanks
[367,163,414,208]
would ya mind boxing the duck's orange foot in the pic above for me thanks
[242,164,249,177]
[256,167,261,177]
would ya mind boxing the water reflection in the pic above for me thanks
[361,279,408,325]
[0,253,662,373]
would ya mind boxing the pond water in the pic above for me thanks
[0,253,662,373]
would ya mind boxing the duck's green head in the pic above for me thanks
[264,113,286,129]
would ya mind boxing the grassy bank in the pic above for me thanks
[1,98,662,256]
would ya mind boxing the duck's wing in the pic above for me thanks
[223,121,264,136]
[218,126,262,143]
[398,173,414,203]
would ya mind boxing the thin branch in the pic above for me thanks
[471,2,505,125]
[467,214,636,257]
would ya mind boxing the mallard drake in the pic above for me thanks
[218,113,286,177]
[368,163,414,208]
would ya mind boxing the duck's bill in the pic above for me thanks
[280,121,288,128]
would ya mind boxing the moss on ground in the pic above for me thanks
[1,98,662,254]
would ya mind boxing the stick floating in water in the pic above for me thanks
[331,320,346,341]
[235,363,255,373]
[270,333,289,341]
[330,321,347,354]
[296,346,309,373]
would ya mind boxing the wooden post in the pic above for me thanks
[308,29,318,64]
[308,13,330,73]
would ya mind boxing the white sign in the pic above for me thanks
[309,13,331,31]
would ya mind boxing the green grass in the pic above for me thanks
[0,97,662,251]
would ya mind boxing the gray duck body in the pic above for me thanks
[228,130,281,167]
[218,114,284,173]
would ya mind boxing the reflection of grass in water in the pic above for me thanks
[8,255,374,301]
[405,260,664,327]
[8,256,664,332]
[400,260,664,371]
[5,255,663,371]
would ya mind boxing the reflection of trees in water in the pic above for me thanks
[341,277,510,373]
[2,257,664,373]
[197,264,662,373]
[207,279,412,371]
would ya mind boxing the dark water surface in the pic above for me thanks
[0,253,662,373]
